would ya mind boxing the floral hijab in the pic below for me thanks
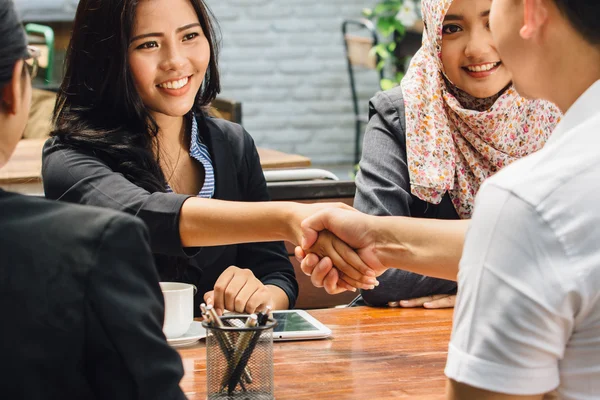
[400,0,561,219]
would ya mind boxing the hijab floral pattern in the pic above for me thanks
[400,0,562,219]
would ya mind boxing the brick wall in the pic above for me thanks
[205,0,379,164]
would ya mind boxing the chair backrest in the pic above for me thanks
[342,18,384,164]
[342,19,383,77]
[345,34,378,70]
[210,97,242,125]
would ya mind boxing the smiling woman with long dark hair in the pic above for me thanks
[42,0,375,316]
[51,0,220,193]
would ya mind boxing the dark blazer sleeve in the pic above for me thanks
[355,88,457,306]
[86,214,185,400]
[230,127,298,309]
[354,88,413,217]
[42,138,192,257]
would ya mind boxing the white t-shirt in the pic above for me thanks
[445,80,600,399]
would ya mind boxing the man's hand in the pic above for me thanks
[295,250,357,294]
[285,202,357,246]
[301,208,388,273]
[204,266,274,315]
[294,208,391,294]
[301,230,379,290]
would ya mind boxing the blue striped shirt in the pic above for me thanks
[166,115,215,198]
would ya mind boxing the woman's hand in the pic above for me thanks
[390,294,456,309]
[204,266,275,315]
[294,252,355,295]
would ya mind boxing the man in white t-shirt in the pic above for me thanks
[296,0,600,398]
[444,0,600,398]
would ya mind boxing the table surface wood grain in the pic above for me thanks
[177,306,452,400]
[0,139,311,187]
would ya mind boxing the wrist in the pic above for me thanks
[265,285,290,310]
[372,216,415,270]
[278,202,304,244]
[269,202,296,243]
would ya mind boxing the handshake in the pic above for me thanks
[290,202,465,297]
[290,202,394,295]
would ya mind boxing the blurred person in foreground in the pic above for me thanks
[0,1,186,398]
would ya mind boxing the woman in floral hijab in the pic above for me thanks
[354,0,562,308]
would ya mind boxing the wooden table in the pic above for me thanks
[257,147,311,170]
[178,306,453,399]
[0,139,311,194]
[0,139,45,194]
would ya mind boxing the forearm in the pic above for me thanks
[179,198,300,247]
[446,380,544,400]
[374,217,469,281]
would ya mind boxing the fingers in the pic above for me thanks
[306,231,377,289]
[204,290,214,306]
[212,266,274,314]
[244,286,271,314]
[299,204,355,249]
[323,268,351,295]
[334,270,369,292]
[294,246,306,262]
[336,278,359,293]
[309,256,333,288]
[394,294,456,309]
[322,250,375,290]
[422,294,456,309]
[300,208,337,249]
[233,280,260,313]
[212,266,238,313]
[304,256,358,294]
[300,253,321,276]
[331,235,376,278]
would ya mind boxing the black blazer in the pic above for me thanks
[0,190,185,399]
[42,115,298,315]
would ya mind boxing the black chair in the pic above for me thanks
[342,19,383,164]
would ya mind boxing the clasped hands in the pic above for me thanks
[293,205,456,309]
[294,206,388,294]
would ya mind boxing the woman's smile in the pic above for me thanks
[462,61,502,78]
[156,75,193,96]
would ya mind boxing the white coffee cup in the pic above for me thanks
[160,282,197,339]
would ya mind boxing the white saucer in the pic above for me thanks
[167,321,206,347]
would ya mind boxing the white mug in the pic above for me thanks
[160,282,197,339]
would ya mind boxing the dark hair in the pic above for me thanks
[0,0,28,88]
[553,0,600,44]
[52,0,221,192]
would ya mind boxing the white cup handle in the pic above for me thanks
[192,284,197,295]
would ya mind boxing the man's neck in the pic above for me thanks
[544,37,600,113]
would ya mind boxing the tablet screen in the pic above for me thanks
[273,312,318,332]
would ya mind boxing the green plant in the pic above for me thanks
[363,0,421,90]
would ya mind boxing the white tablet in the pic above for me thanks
[272,310,332,341]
